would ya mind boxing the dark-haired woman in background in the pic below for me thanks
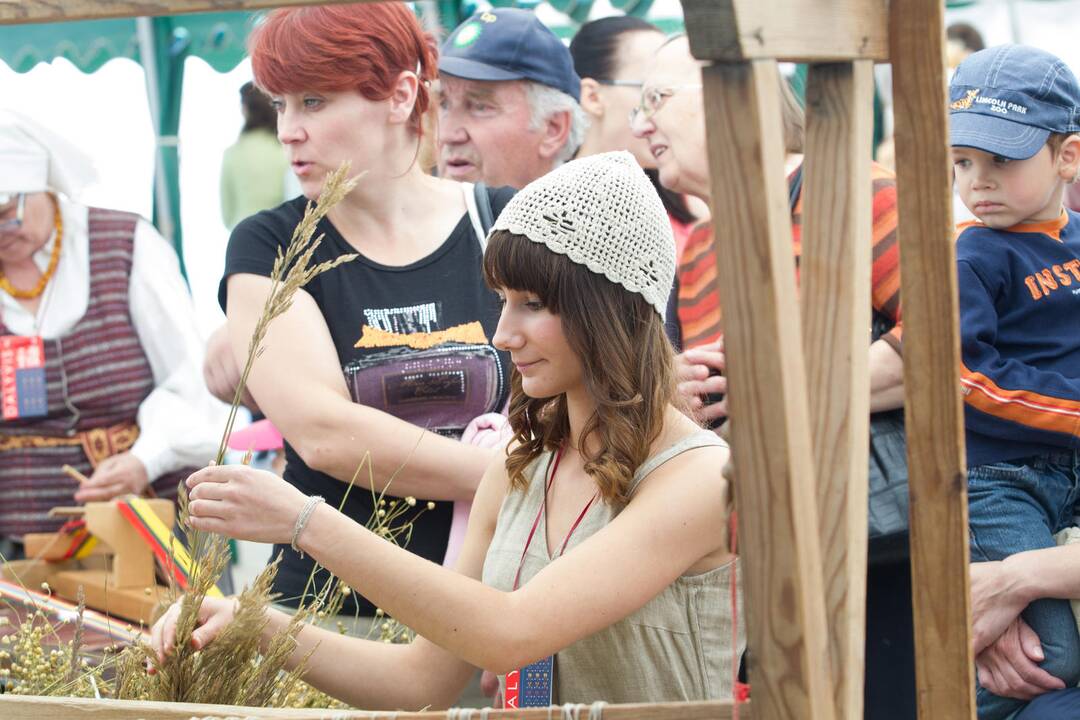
[569,17,700,348]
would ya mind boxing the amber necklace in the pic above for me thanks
[0,202,63,300]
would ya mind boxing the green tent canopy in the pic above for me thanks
[0,3,685,270]
[0,11,259,278]
[0,12,253,74]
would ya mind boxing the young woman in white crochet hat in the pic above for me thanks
[151,151,744,709]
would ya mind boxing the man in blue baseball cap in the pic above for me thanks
[437,8,587,189]
[949,43,1080,720]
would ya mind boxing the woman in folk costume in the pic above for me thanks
[0,111,225,555]
[152,151,744,709]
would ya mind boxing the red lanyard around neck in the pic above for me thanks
[513,445,598,591]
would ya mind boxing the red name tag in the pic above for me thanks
[1,335,47,420]
[504,669,520,709]
[504,655,553,709]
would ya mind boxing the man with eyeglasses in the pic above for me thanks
[436,8,589,189]
[0,111,224,558]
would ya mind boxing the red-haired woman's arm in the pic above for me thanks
[226,273,494,501]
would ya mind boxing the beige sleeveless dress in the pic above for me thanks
[481,431,746,704]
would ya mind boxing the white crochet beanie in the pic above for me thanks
[491,151,676,317]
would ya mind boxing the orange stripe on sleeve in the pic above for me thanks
[961,365,1080,437]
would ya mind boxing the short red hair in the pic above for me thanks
[249,3,437,133]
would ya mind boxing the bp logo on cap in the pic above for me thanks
[453,21,483,48]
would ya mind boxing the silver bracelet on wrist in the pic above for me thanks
[291,495,325,558]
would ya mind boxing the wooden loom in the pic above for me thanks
[1,500,174,626]
[0,0,973,718]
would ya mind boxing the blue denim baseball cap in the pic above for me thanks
[439,8,581,102]
[950,44,1080,159]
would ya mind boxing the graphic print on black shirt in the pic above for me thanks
[221,186,515,615]
[346,303,504,438]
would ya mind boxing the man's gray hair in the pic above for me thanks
[524,81,589,164]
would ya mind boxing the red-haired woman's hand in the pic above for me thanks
[203,324,260,411]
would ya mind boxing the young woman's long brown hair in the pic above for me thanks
[483,229,678,505]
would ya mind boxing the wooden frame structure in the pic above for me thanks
[0,0,973,718]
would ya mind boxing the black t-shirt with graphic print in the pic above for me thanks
[220,187,514,616]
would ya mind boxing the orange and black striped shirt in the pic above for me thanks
[676,162,902,352]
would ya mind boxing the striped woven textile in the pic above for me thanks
[116,496,223,597]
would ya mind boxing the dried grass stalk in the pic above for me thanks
[130,162,360,707]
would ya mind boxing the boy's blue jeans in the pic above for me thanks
[968,451,1080,720]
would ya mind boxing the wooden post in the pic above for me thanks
[800,60,874,720]
[680,0,888,62]
[889,0,976,717]
[701,59,836,720]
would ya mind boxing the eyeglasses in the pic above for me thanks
[628,84,703,126]
[597,79,644,89]
[0,193,24,232]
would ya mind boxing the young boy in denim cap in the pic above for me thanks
[951,44,1080,719]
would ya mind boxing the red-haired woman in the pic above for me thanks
[210,4,514,623]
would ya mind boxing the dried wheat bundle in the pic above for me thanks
[137,163,361,706]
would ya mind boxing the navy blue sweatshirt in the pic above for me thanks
[956,210,1080,467]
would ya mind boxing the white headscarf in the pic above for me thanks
[0,110,97,199]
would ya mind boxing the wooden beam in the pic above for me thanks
[0,0,357,25]
[800,60,874,720]
[889,0,976,718]
[0,696,751,719]
[681,0,888,63]
[701,59,836,720]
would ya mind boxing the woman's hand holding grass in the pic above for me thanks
[185,464,308,544]
[150,596,242,666]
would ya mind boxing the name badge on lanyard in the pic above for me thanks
[503,447,597,709]
[1,335,48,420]
[505,655,554,709]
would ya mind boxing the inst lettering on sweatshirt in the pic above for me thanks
[1024,259,1080,300]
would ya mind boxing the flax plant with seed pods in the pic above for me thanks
[0,451,434,707]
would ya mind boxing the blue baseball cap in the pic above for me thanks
[949,44,1080,159]
[439,8,581,102]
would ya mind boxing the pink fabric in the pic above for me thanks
[227,418,284,452]
[442,412,514,568]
